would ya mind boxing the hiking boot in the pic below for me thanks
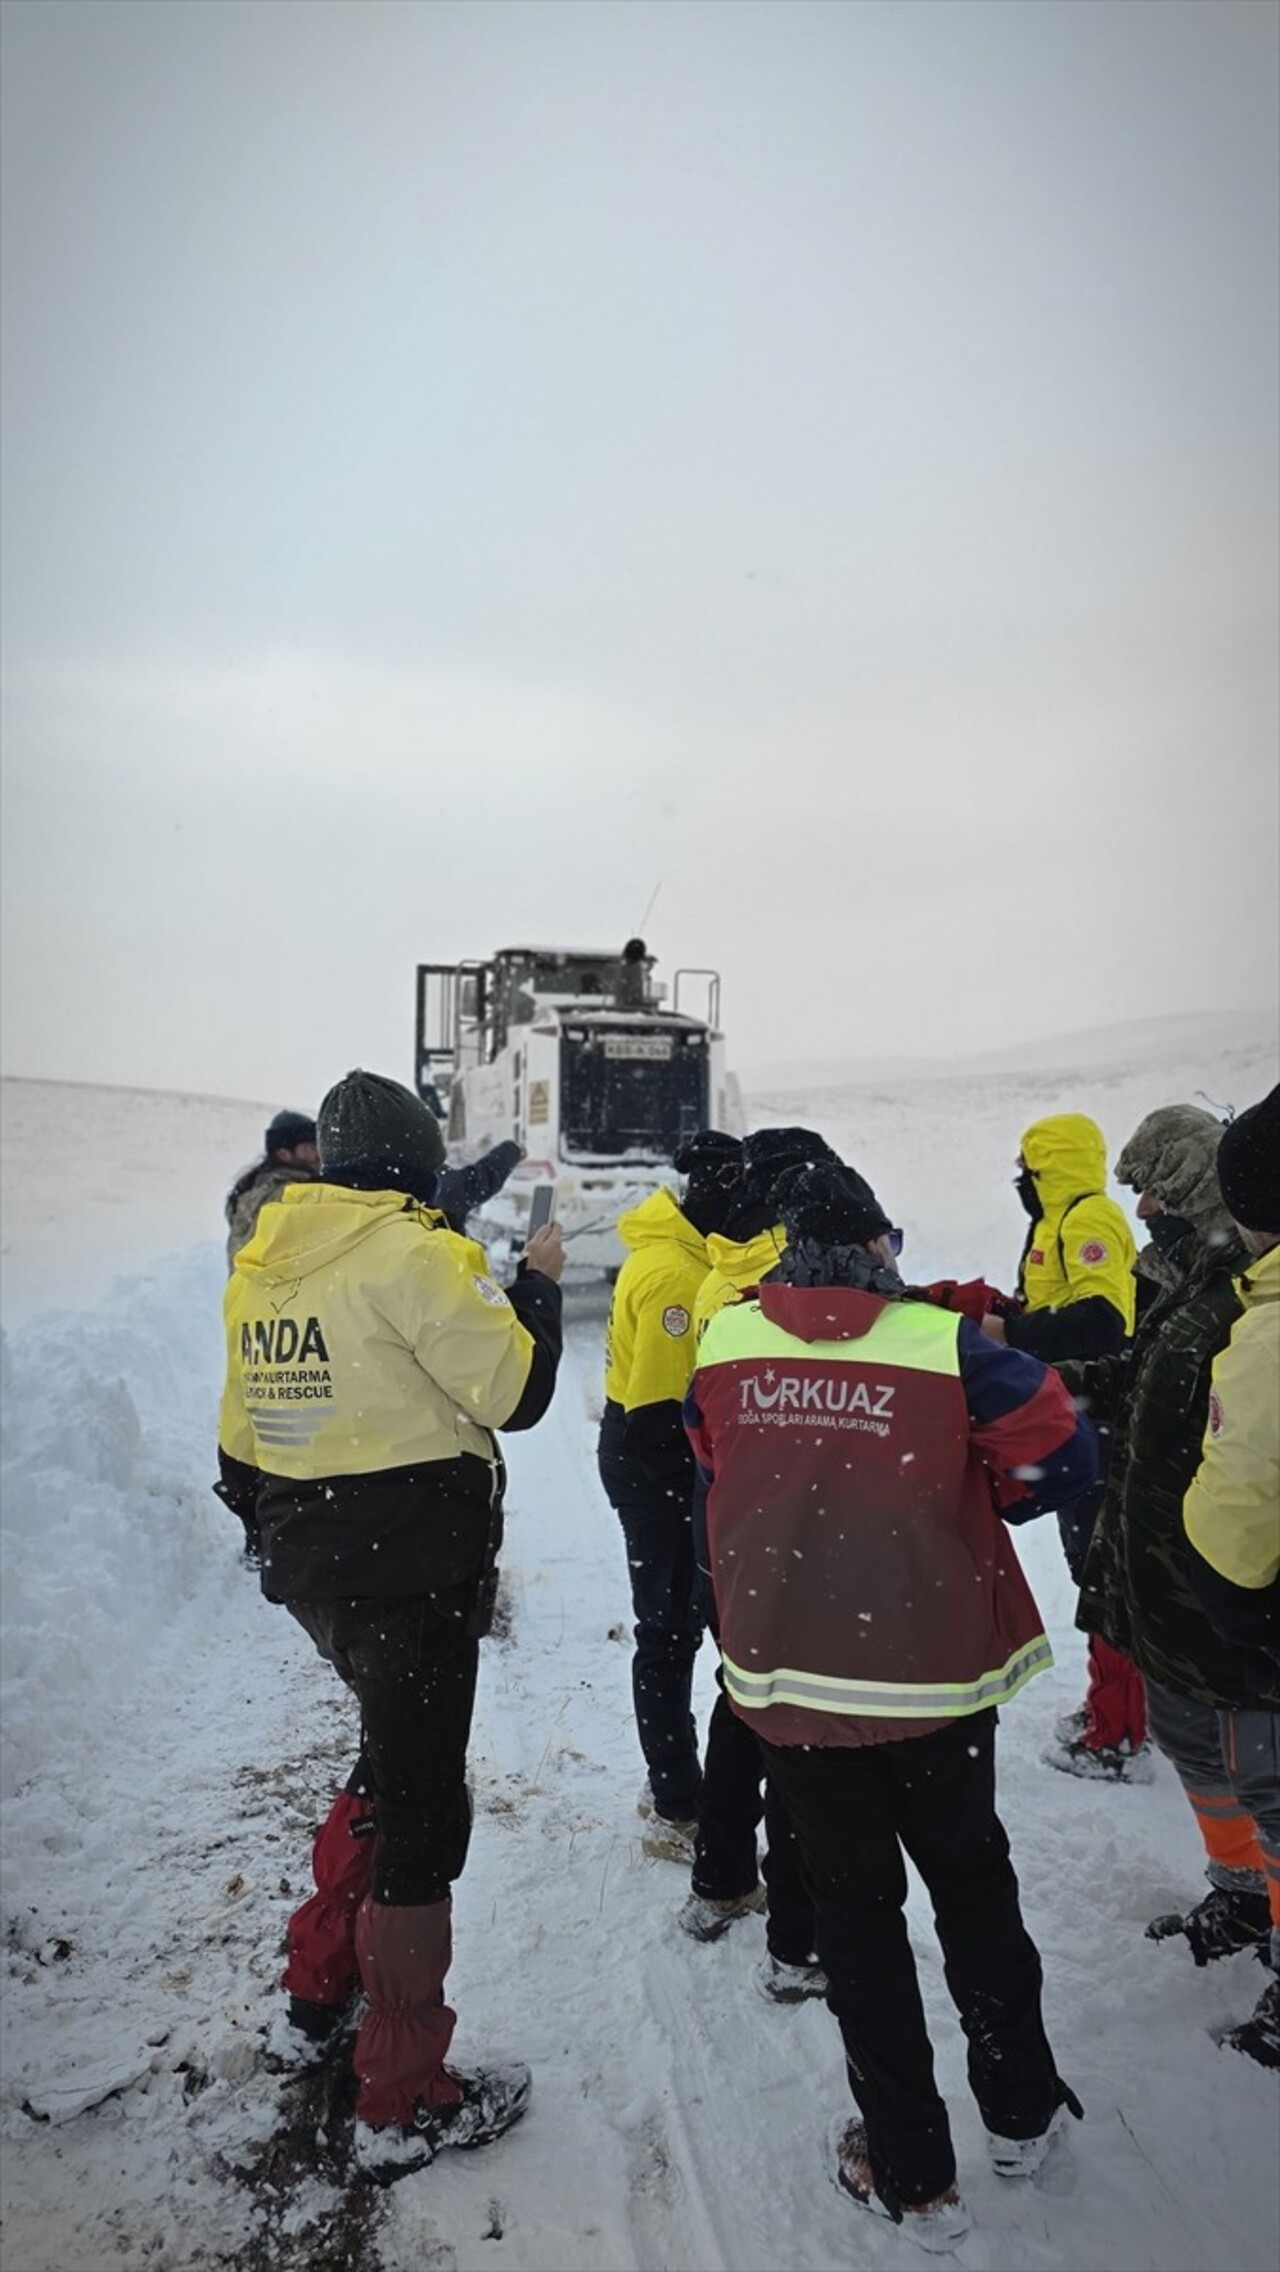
[677,1886,767,1942]
[754,1952,828,2005]
[641,1814,699,1864]
[353,2062,532,2186]
[1147,1883,1273,1967]
[263,1992,357,2074]
[1053,1707,1087,1747]
[986,2088,1082,2178]
[1216,1978,1280,2070]
[830,2119,971,2254]
[1042,1734,1156,1785]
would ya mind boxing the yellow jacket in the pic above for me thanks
[220,1183,535,1479]
[1018,1113,1137,1332]
[695,1225,785,1335]
[1183,1243,1280,1589]
[604,1188,710,1411]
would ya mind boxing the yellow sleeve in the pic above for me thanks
[620,1256,699,1410]
[1183,1309,1280,1588]
[381,1227,535,1431]
[1059,1196,1137,1333]
[219,1283,256,1461]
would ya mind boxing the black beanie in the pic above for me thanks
[318,1070,446,1196]
[740,1125,837,1207]
[674,1130,744,1237]
[775,1160,893,1252]
[265,1109,316,1155]
[1216,1083,1280,1233]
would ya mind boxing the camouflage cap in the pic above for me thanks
[1115,1105,1233,1236]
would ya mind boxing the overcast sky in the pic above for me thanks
[2,0,1276,1110]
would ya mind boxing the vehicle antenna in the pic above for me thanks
[634,881,662,935]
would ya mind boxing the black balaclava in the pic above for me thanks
[1015,1166,1041,1220]
[1145,1210,1196,1260]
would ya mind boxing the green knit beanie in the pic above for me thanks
[318,1069,446,1181]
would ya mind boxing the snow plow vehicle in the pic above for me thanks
[413,941,743,1273]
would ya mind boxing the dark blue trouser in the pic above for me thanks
[763,1713,1062,2208]
[598,1411,704,1821]
[694,1676,818,1963]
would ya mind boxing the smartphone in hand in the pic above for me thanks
[526,1183,557,1236]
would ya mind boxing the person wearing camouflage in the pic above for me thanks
[1061,1105,1278,1978]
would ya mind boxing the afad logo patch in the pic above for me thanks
[662,1304,691,1338]
[1208,1386,1225,1438]
[1078,1240,1109,1266]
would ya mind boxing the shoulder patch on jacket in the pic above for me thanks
[473,1275,511,1308]
[1207,1385,1224,1437]
[1078,1240,1109,1265]
[662,1304,691,1337]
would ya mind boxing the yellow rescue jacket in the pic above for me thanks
[604,1188,710,1411]
[1183,1243,1280,1590]
[1017,1114,1137,1333]
[695,1225,785,1335]
[219,1183,535,1479]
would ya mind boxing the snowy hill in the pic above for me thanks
[1,1041,1278,2272]
[744,1005,1278,1098]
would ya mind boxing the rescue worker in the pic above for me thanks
[598,1131,743,1858]
[686,1162,1097,2244]
[1181,1083,1280,2068]
[217,1069,564,2182]
[678,1130,837,1993]
[1061,1107,1276,1973]
[983,1111,1144,1779]
[224,1109,319,1270]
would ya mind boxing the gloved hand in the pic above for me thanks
[912,1278,1019,1324]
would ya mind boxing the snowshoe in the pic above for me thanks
[1042,1734,1156,1785]
[755,1952,828,2005]
[1214,1978,1280,2069]
[677,1886,766,1942]
[354,2061,532,2186]
[1146,1883,1272,1966]
[829,2118,971,2254]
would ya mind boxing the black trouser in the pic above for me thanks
[693,1679,818,1964]
[763,1713,1060,2207]
[598,1407,704,1820]
[288,1588,479,1905]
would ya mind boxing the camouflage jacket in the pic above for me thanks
[1068,1234,1280,1708]
[225,1163,316,1270]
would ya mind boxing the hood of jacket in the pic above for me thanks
[1240,1241,1280,1309]
[1020,1113,1109,1211]
[1115,1105,1236,1242]
[758,1280,892,1345]
[703,1224,785,1292]
[617,1185,708,1262]
[232,1181,463,1289]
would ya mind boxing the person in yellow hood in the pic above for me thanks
[1182,1083,1280,2071]
[218,1069,564,2183]
[983,1111,1143,1782]
[598,1131,744,1856]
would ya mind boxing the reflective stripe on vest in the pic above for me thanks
[698,1293,962,1376]
[721,1635,1054,1721]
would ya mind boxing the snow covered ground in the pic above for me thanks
[2,1019,1278,2272]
